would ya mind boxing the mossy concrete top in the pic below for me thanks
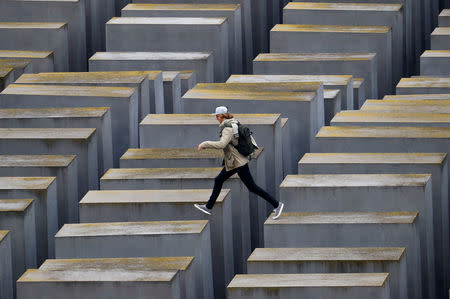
[55,220,209,237]
[384,94,450,100]
[101,167,238,180]
[162,71,180,82]
[255,53,376,61]
[316,126,450,138]
[227,74,352,85]
[0,231,8,243]
[421,50,450,57]
[80,189,229,204]
[0,155,76,167]
[362,101,450,113]
[431,27,450,35]
[15,72,149,84]
[228,273,389,288]
[440,9,450,17]
[0,22,67,29]
[0,67,13,78]
[0,50,53,59]
[121,148,263,159]
[331,110,450,123]
[324,89,340,100]
[0,59,31,69]
[353,78,364,88]
[3,84,136,98]
[397,77,450,88]
[248,247,405,262]
[18,269,178,282]
[107,17,226,26]
[196,82,322,92]
[140,113,280,125]
[299,152,447,165]
[179,70,195,80]
[40,256,194,272]
[0,107,109,119]
[90,52,212,61]
[0,199,33,212]
[364,99,450,106]
[264,211,418,225]
[0,177,55,190]
[272,24,390,34]
[285,2,402,11]
[281,174,430,188]
[0,128,96,140]
[124,3,239,11]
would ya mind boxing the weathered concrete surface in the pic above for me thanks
[179,71,197,96]
[89,52,214,83]
[420,50,450,76]
[439,9,450,26]
[79,189,232,299]
[106,17,229,82]
[0,49,53,73]
[324,90,341,124]
[253,53,378,99]
[384,93,450,100]
[162,72,181,113]
[353,78,367,108]
[0,231,13,299]
[55,220,213,299]
[0,68,13,92]
[0,177,57,264]
[0,59,32,80]
[0,22,69,71]
[397,77,450,94]
[431,27,450,50]
[361,99,450,113]
[38,257,196,299]
[281,118,292,178]
[17,268,181,299]
[0,84,138,168]
[0,155,78,226]
[270,24,392,96]
[264,212,422,298]
[227,273,390,299]
[247,247,407,299]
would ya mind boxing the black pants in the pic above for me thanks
[206,164,279,209]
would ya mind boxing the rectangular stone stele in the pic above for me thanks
[227,273,390,299]
[0,230,13,299]
[431,27,450,50]
[0,59,32,80]
[396,77,450,94]
[384,94,450,100]
[17,268,181,299]
[0,50,54,73]
[439,10,450,27]
[420,50,450,76]
[0,67,13,91]
[361,100,450,114]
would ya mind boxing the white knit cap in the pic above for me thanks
[214,106,228,115]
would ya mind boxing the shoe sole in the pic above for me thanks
[272,203,284,220]
[194,204,211,215]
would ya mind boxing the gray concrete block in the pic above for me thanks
[17,269,181,299]
[179,71,197,96]
[0,84,138,168]
[162,72,181,114]
[420,50,450,76]
[0,107,113,179]
[281,118,292,178]
[121,3,244,75]
[270,24,392,96]
[79,189,232,299]
[89,52,214,83]
[264,212,422,299]
[384,94,450,100]
[99,168,250,275]
[0,50,54,73]
[0,177,57,264]
[324,90,341,125]
[55,220,213,299]
[283,2,406,81]
[0,200,36,290]
[181,83,324,173]
[0,68,14,92]
[0,59,32,81]
[226,74,351,117]
[361,99,450,113]
[353,78,367,109]
[253,53,378,100]
[227,273,390,299]
[431,28,450,50]
[247,247,407,299]
[439,10,450,26]
[0,155,78,226]
[0,231,13,299]
[15,71,155,121]
[38,257,195,299]
[106,17,229,82]
[0,22,69,72]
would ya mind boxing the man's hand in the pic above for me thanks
[198,144,202,151]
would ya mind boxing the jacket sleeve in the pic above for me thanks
[200,127,233,149]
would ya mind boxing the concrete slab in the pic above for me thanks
[55,220,213,299]
[384,93,450,100]
[0,199,36,286]
[324,89,341,125]
[0,128,98,208]
[420,50,450,76]
[179,71,197,96]
[226,74,351,115]
[0,155,78,226]
[121,3,244,75]
[15,71,155,120]
[79,189,232,299]
[0,84,138,168]
[17,268,181,299]
[397,77,450,94]
[281,118,292,178]
[181,83,323,173]
[106,17,229,82]
[361,99,450,113]
[0,22,69,72]
[162,72,181,114]
[0,68,14,92]
[0,59,32,80]
[227,273,390,299]
[0,107,113,178]
[264,211,421,299]
[439,10,450,26]
[247,247,406,299]
[0,49,53,73]
[0,231,13,299]
[253,53,378,99]
[270,24,392,96]
[431,27,450,50]
[353,78,367,108]
[284,2,406,81]
[99,167,250,274]
[38,257,195,299]
[0,177,57,264]
[89,52,214,83]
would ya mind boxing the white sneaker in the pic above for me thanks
[194,204,212,215]
[272,202,284,220]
